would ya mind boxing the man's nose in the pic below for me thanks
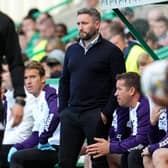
[78,24,83,30]
[114,91,118,96]
[25,78,31,84]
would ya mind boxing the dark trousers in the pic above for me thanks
[121,150,144,168]
[59,107,110,168]
[10,146,59,168]
[0,144,13,168]
[0,130,4,145]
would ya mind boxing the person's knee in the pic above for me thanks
[143,155,152,167]
[143,156,148,166]
[107,154,121,168]
[152,149,168,167]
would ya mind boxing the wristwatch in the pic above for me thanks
[15,98,26,106]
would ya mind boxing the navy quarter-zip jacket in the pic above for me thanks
[59,35,125,120]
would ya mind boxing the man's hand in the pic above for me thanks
[151,94,168,107]
[100,112,107,125]
[86,137,110,158]
[11,103,24,127]
[150,106,162,126]
[141,147,150,157]
[0,88,5,100]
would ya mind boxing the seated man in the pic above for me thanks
[142,105,168,168]
[8,61,60,168]
[87,72,151,168]
[0,62,34,168]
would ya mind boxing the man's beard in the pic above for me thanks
[79,30,97,41]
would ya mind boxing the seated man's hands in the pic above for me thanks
[141,147,150,157]
[11,104,24,127]
[150,106,162,126]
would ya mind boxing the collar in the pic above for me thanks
[130,101,140,111]
[79,34,101,54]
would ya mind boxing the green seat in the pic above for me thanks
[155,46,168,60]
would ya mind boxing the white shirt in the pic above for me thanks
[31,90,60,145]
[129,102,140,136]
[3,90,34,144]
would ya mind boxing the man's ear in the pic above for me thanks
[41,76,46,84]
[129,87,136,96]
[95,20,100,30]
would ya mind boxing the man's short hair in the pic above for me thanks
[77,8,101,21]
[109,21,125,38]
[25,60,45,77]
[116,72,141,93]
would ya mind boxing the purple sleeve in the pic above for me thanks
[14,131,39,150]
[3,96,7,126]
[110,107,130,141]
[39,85,59,144]
[148,124,166,144]
[116,107,130,140]
[110,97,150,154]
[149,133,168,153]
[109,127,116,140]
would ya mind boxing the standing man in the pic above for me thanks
[0,11,25,129]
[59,8,125,168]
